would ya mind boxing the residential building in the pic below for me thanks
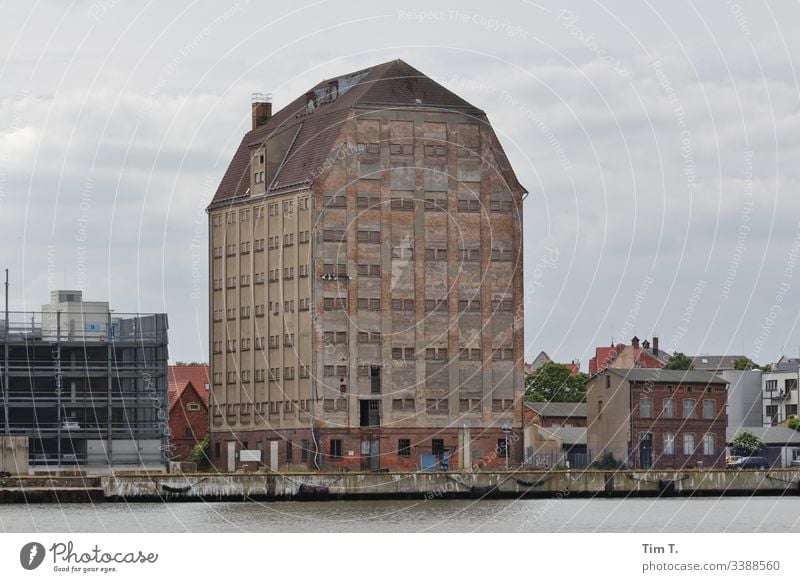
[727,426,800,468]
[207,60,526,472]
[586,368,728,469]
[690,354,746,372]
[587,336,668,376]
[721,370,762,431]
[168,364,210,462]
[0,291,169,472]
[762,357,800,426]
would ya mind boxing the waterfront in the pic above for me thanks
[2,498,800,533]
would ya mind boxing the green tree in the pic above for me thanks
[733,356,758,371]
[733,356,771,372]
[190,436,211,470]
[525,362,588,402]
[788,416,800,431]
[663,352,694,370]
[731,432,765,457]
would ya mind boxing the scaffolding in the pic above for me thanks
[0,310,169,472]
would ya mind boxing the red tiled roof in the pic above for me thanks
[168,380,208,412]
[168,365,210,406]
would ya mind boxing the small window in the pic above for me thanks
[683,434,695,455]
[663,432,675,455]
[497,439,508,457]
[703,433,715,456]
[398,439,411,457]
[187,402,201,411]
[639,398,652,419]
[301,439,309,462]
[330,439,342,459]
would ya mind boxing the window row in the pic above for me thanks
[659,432,717,456]
[638,398,718,420]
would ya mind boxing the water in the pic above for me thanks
[2,498,800,532]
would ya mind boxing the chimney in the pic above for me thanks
[251,93,273,130]
[631,336,640,349]
[652,336,659,356]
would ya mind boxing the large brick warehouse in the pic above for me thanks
[207,59,526,471]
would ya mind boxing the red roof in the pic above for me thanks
[168,365,210,406]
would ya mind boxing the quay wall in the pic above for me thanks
[2,470,800,502]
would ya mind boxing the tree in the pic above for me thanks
[731,432,765,457]
[190,436,211,470]
[663,352,694,370]
[788,416,800,432]
[174,361,208,366]
[733,356,757,371]
[525,362,588,402]
[733,356,771,372]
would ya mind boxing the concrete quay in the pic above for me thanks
[2,469,800,502]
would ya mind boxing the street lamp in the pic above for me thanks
[502,424,512,471]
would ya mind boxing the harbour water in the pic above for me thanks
[2,498,800,533]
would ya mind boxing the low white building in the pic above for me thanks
[762,357,800,426]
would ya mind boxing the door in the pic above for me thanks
[226,441,236,472]
[639,433,653,469]
[361,438,380,470]
[270,440,279,471]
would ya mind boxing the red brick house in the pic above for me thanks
[168,365,210,462]
[588,336,669,376]
[587,368,728,469]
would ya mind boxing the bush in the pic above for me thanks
[731,432,765,457]
[590,451,627,470]
[190,436,211,470]
[788,416,800,431]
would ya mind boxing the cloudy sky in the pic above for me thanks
[1,0,798,366]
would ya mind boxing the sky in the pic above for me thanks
[1,0,799,367]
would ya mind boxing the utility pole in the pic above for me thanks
[3,269,9,436]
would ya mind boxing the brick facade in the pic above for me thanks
[629,382,727,469]
[207,60,526,472]
[168,381,209,462]
[587,368,728,469]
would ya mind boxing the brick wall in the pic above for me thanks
[629,382,727,469]
[168,386,209,462]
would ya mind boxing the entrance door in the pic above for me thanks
[226,441,236,472]
[639,433,653,469]
[270,440,279,471]
[360,438,380,470]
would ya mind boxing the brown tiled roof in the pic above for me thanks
[168,380,207,412]
[168,365,210,406]
[209,59,523,208]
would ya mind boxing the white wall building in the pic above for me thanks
[762,357,800,426]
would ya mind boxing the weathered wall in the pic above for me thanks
[0,436,29,475]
